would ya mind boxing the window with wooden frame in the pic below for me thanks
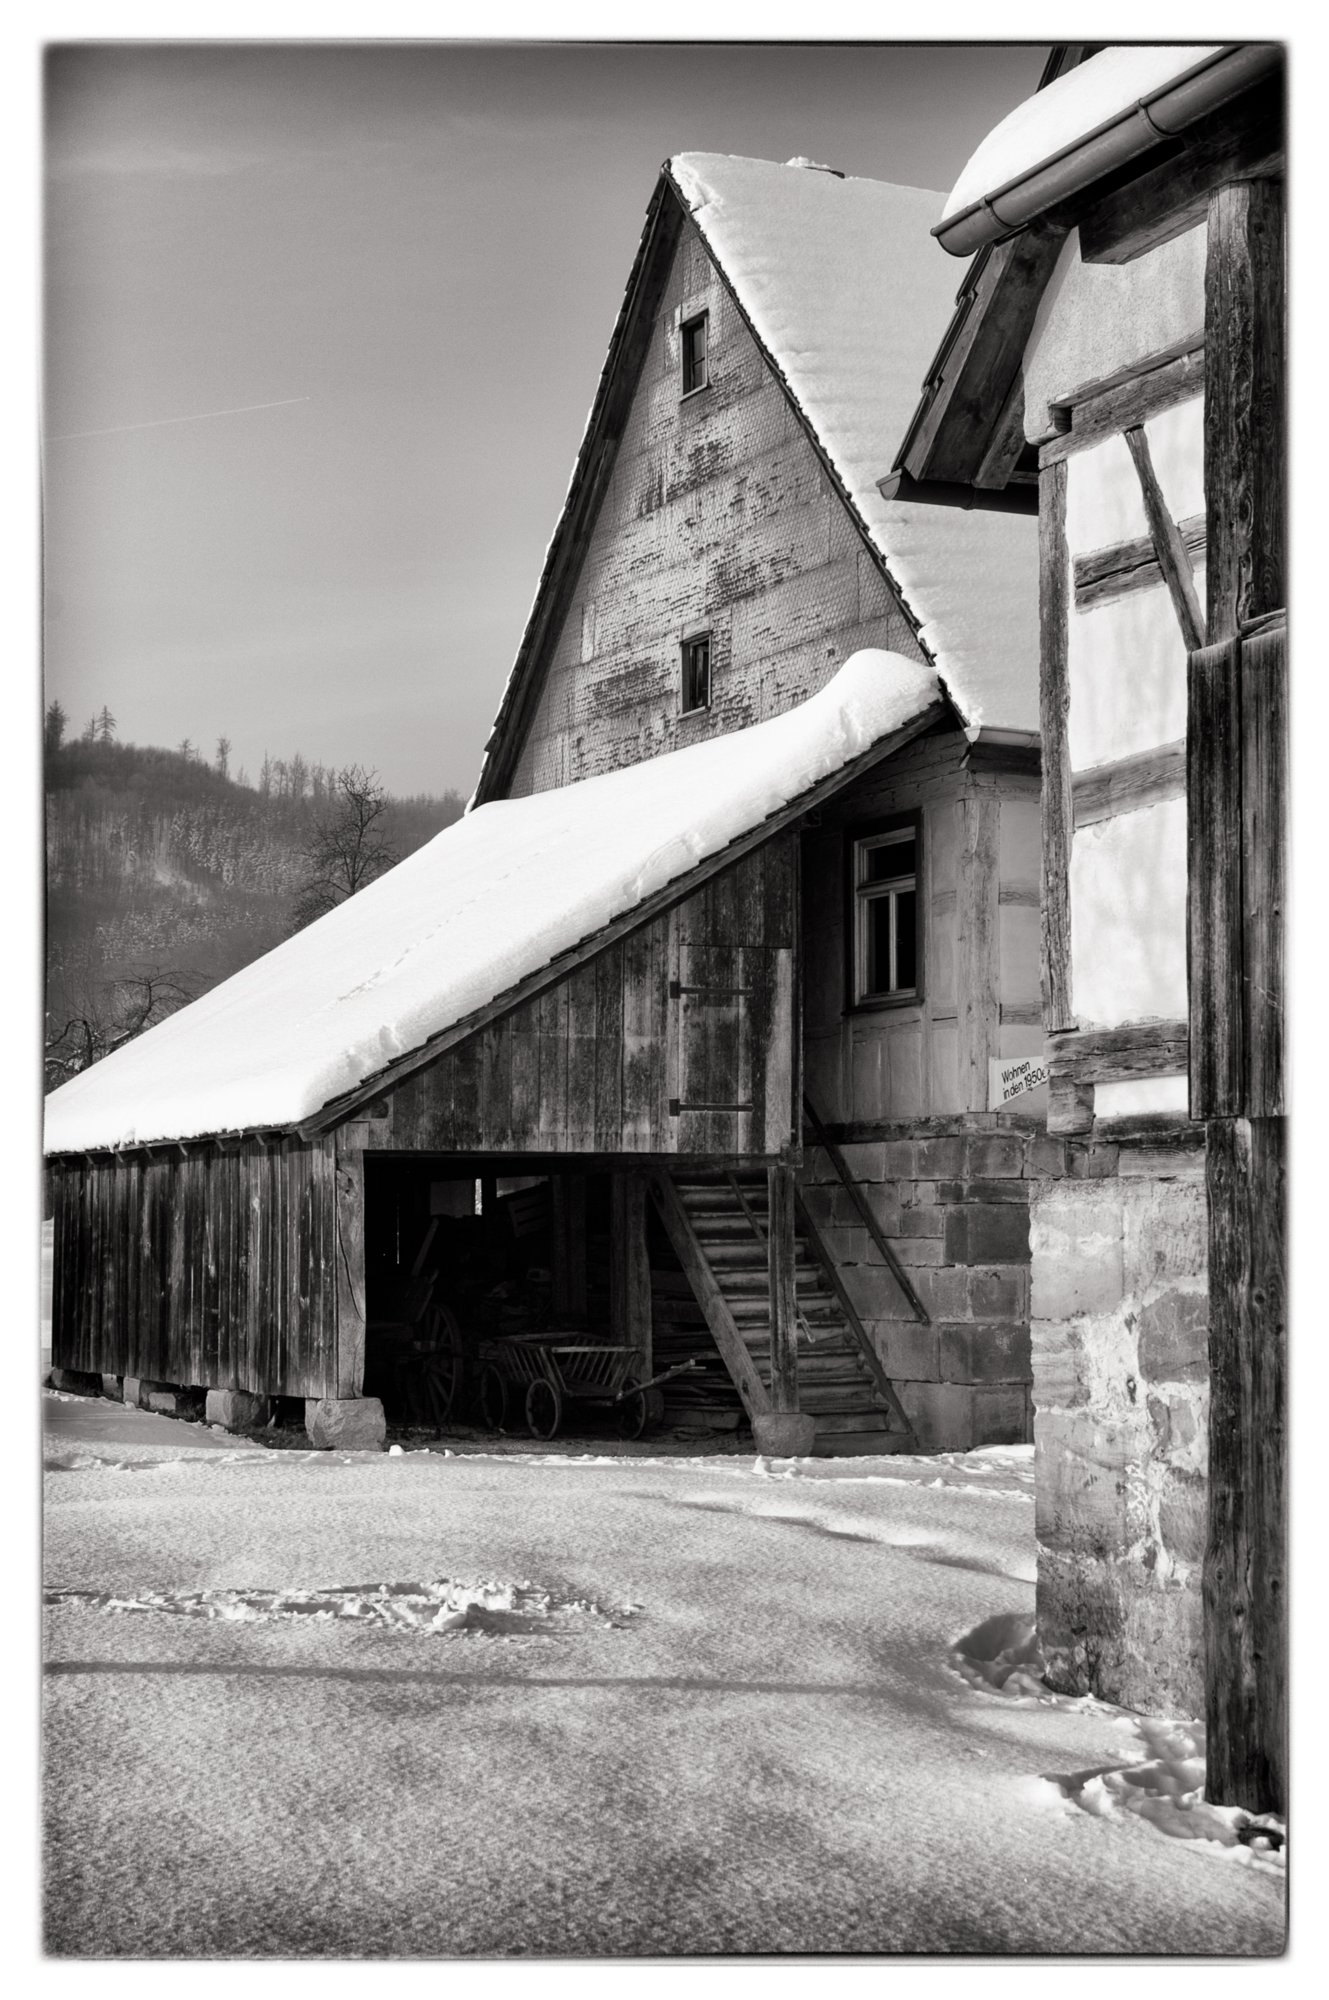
[681,632,711,714]
[681,311,709,396]
[848,818,921,1008]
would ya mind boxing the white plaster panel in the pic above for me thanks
[887,1022,925,1119]
[927,795,960,891]
[1145,395,1205,525]
[1070,802,1188,1027]
[1095,1076,1190,1121]
[929,1020,959,1112]
[1023,223,1206,441]
[999,903,1041,1009]
[998,794,1040,888]
[1066,433,1148,554]
[1067,585,1188,771]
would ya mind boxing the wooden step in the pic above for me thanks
[809,1428,916,1457]
[654,1167,916,1460]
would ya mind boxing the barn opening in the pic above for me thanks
[361,1157,741,1444]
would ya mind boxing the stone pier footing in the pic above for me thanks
[305,1397,387,1451]
[49,1368,102,1397]
[752,1412,817,1457]
[205,1388,272,1431]
[134,1381,206,1420]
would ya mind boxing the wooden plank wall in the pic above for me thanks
[506,211,925,798]
[49,1135,341,1397]
[374,835,798,1160]
[799,726,1042,1124]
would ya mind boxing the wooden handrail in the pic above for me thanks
[801,1093,930,1324]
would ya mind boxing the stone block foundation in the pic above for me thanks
[205,1388,273,1431]
[306,1397,387,1452]
[1030,1136,1207,1715]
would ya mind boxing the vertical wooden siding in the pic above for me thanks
[50,1135,340,1397]
[507,211,925,798]
[379,835,798,1159]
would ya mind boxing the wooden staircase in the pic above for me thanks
[649,1168,916,1456]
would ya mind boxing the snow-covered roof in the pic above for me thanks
[44,649,941,1154]
[667,155,1038,736]
[942,46,1223,226]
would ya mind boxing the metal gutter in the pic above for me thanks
[935,43,1281,258]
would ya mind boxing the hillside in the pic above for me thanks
[46,735,464,1085]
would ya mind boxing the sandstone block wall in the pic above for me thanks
[799,1123,1047,1450]
[1030,1136,1208,1715]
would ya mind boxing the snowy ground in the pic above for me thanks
[43,1393,1285,1958]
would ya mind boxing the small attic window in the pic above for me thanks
[681,632,711,714]
[681,312,708,397]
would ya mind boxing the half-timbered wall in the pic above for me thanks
[1025,219,1212,1716]
[366,835,798,1159]
[49,1136,346,1399]
[1061,391,1201,1087]
[507,212,923,796]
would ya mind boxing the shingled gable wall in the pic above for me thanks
[507,211,924,795]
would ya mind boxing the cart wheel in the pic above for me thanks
[614,1380,664,1441]
[525,1376,563,1441]
[421,1304,464,1428]
[479,1364,509,1432]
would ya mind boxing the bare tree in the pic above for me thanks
[215,735,231,779]
[45,967,201,1089]
[178,737,195,762]
[290,765,399,932]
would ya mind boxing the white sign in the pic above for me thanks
[988,1054,1050,1110]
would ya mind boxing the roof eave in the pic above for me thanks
[934,42,1281,259]
[301,694,955,1136]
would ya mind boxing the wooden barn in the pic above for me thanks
[46,154,1049,1462]
[895,43,1285,1808]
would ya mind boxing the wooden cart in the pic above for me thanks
[476,1332,700,1441]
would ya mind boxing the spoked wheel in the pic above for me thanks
[614,1380,665,1441]
[478,1363,509,1432]
[525,1376,563,1441]
[418,1304,464,1429]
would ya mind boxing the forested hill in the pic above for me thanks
[45,735,464,1080]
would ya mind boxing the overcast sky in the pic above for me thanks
[43,41,1049,797]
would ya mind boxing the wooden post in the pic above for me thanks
[1204,179,1285,640]
[609,1170,652,1376]
[766,1162,799,1414]
[551,1172,587,1321]
[1038,455,1074,1034]
[956,795,999,1112]
[1197,174,1286,1816]
[333,1123,370,1398]
[1188,637,1245,1119]
[1202,1115,1286,1812]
